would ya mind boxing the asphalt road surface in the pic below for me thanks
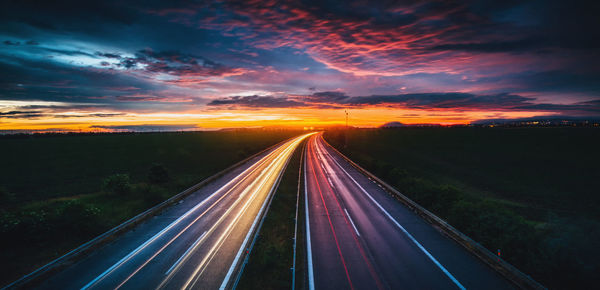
[304,134,515,290]
[32,133,312,289]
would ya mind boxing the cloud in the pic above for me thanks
[0,54,162,103]
[88,49,247,80]
[1,0,600,127]
[1,1,137,32]
[127,49,244,77]
[189,0,595,77]
[208,91,600,116]
[0,110,125,119]
[472,115,600,125]
[95,52,121,58]
[0,110,45,119]
[207,95,305,108]
[114,94,195,103]
[90,124,200,132]
[427,37,548,53]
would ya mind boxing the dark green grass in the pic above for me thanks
[0,129,299,286]
[237,141,304,290]
[325,127,600,289]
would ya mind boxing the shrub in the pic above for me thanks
[102,174,132,194]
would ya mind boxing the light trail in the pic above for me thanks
[80,133,313,289]
[307,134,466,290]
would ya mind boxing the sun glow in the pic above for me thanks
[0,106,552,133]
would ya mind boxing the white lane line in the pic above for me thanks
[218,173,273,290]
[219,138,304,289]
[82,143,286,289]
[343,208,360,236]
[120,150,290,289]
[165,231,207,275]
[305,139,316,290]
[321,139,466,290]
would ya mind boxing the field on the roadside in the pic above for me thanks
[325,127,600,289]
[0,129,299,286]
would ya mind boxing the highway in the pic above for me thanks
[33,133,312,289]
[304,134,515,289]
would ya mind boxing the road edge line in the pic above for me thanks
[304,139,316,290]
[320,135,546,290]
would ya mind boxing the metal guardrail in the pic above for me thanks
[4,137,292,289]
[321,136,546,290]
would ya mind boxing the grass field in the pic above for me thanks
[0,129,299,286]
[325,127,600,289]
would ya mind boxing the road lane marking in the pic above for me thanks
[183,141,297,289]
[308,142,355,290]
[322,138,466,290]
[82,142,288,289]
[344,208,360,236]
[118,149,289,289]
[313,140,384,290]
[165,231,208,275]
[304,144,316,290]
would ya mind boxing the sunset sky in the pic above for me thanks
[1,0,599,131]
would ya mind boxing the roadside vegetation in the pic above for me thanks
[0,129,299,286]
[237,141,305,290]
[325,127,600,289]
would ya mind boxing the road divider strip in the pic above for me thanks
[291,141,306,290]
